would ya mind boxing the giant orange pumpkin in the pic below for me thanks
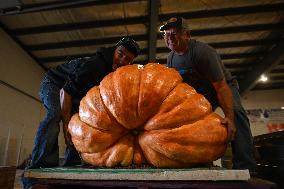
[68,63,228,168]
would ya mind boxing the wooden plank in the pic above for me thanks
[26,178,277,189]
[24,167,250,181]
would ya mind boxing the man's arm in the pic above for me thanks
[60,88,73,147]
[212,79,236,142]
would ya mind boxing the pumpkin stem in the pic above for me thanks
[131,129,140,136]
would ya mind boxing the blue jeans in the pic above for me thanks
[213,83,256,172]
[22,77,81,188]
[29,76,81,168]
[230,84,256,171]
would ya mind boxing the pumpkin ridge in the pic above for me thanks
[69,114,126,153]
[139,113,227,166]
[139,133,193,168]
[79,86,125,132]
[100,65,143,129]
[157,80,183,112]
[138,64,183,127]
[97,86,126,130]
[144,91,212,130]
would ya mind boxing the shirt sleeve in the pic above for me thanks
[62,58,86,97]
[195,43,225,82]
[63,57,104,98]
[62,77,79,96]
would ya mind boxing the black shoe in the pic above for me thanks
[62,159,81,167]
[25,162,59,169]
[62,147,82,167]
[249,170,258,177]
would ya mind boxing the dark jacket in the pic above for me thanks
[46,47,115,101]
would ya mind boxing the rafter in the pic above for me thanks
[27,34,147,51]
[159,2,284,21]
[270,68,284,74]
[253,81,284,90]
[27,36,281,52]
[125,52,263,66]
[0,0,143,16]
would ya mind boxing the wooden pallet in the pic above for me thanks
[23,167,277,189]
[24,167,250,181]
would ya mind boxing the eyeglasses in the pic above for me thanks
[163,30,184,38]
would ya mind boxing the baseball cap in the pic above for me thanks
[115,37,141,57]
[159,17,189,31]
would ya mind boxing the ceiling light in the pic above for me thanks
[259,74,268,82]
[281,107,284,110]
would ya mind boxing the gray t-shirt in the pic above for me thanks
[167,39,232,82]
[166,39,232,105]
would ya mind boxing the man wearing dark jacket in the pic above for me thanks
[28,37,140,169]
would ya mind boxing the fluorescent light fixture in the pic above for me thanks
[259,74,268,82]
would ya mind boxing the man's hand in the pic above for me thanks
[63,122,73,147]
[60,88,73,147]
[221,117,236,143]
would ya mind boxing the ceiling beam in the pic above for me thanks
[10,20,284,39]
[253,81,284,90]
[27,35,281,51]
[225,62,255,69]
[27,34,147,51]
[269,75,284,80]
[0,0,20,9]
[10,16,148,35]
[230,70,247,76]
[239,40,284,95]
[162,22,284,39]
[126,52,263,65]
[38,51,262,64]
[208,39,281,49]
[221,52,263,59]
[270,68,284,74]
[9,2,284,35]
[142,40,277,55]
[0,0,143,16]
[159,2,284,21]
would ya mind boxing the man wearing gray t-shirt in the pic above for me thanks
[160,16,256,173]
